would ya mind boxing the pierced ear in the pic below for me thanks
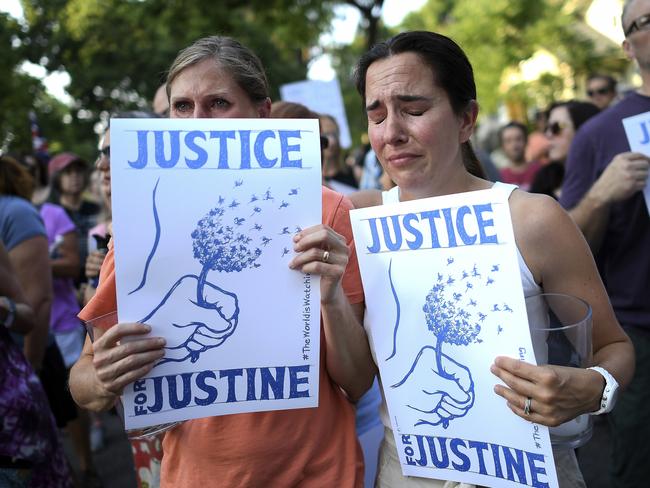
[622,39,634,60]
[258,98,272,118]
[459,100,479,143]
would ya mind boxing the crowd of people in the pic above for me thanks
[1,1,649,487]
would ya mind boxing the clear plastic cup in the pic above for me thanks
[526,293,593,449]
[84,310,182,439]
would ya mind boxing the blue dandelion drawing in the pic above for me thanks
[249,194,259,203]
[279,227,290,235]
[289,188,299,195]
[391,261,508,429]
[134,178,302,366]
[279,200,289,209]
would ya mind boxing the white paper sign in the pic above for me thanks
[350,189,559,488]
[280,78,352,148]
[110,118,322,429]
[622,111,650,214]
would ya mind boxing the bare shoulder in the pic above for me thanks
[508,190,572,240]
[508,190,586,282]
[348,189,382,209]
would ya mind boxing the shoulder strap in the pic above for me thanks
[491,181,518,199]
[381,186,400,204]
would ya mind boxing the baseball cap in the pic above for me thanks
[48,152,86,177]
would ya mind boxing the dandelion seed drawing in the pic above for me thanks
[279,201,289,209]
[136,179,298,365]
[391,262,507,429]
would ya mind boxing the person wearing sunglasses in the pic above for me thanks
[560,1,650,485]
[585,74,618,110]
[530,101,599,199]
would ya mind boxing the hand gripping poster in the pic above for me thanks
[110,118,322,429]
[622,111,650,213]
[350,188,559,488]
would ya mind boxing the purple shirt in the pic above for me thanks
[39,203,81,334]
[560,92,650,329]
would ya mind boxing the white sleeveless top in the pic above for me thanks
[374,183,543,428]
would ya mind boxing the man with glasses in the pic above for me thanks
[586,73,618,109]
[560,0,650,486]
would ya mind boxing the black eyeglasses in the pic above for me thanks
[98,146,110,160]
[545,121,567,136]
[587,87,612,97]
[624,13,650,37]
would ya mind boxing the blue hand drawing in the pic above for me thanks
[129,178,162,295]
[390,262,507,429]
[134,180,302,365]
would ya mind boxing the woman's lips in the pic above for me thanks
[387,153,419,167]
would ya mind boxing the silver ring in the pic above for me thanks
[322,250,330,263]
[524,397,532,416]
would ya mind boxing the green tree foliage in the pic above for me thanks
[401,0,628,114]
[20,0,335,113]
[0,0,339,158]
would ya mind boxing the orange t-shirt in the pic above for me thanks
[79,186,364,487]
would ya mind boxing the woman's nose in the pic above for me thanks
[193,105,209,118]
[384,113,407,145]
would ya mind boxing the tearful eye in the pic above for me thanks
[211,98,231,109]
[173,101,192,114]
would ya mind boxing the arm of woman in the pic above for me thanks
[0,241,35,334]
[8,235,53,370]
[69,323,166,412]
[491,193,634,426]
[51,230,80,279]
[290,224,376,402]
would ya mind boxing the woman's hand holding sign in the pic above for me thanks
[290,224,349,304]
[88,323,166,408]
[491,356,603,426]
[289,222,375,402]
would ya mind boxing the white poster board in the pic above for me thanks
[622,111,650,214]
[110,118,322,429]
[280,78,352,148]
[350,189,559,488]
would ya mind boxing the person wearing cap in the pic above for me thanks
[47,152,101,284]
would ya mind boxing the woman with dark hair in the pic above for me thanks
[530,101,600,198]
[70,36,372,487]
[353,31,633,487]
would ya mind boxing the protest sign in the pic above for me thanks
[622,111,650,214]
[110,118,322,429]
[350,188,559,488]
[280,78,352,149]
